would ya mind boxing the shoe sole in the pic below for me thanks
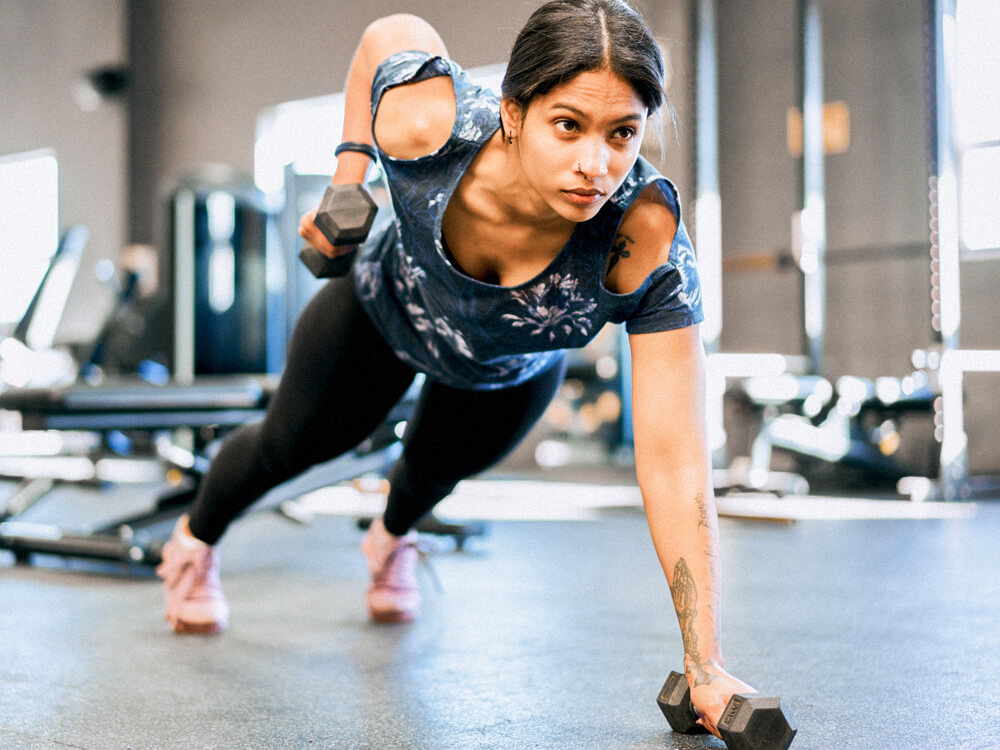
[171,619,226,634]
[368,607,416,624]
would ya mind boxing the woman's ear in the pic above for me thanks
[500,97,524,139]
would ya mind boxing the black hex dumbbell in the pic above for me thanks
[299,183,378,278]
[656,671,797,750]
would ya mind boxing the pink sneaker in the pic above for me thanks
[361,518,422,623]
[156,516,229,634]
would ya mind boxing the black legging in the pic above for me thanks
[187,275,567,544]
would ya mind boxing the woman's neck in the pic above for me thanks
[469,131,570,232]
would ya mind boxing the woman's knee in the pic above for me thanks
[247,421,317,484]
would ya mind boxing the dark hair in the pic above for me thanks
[502,0,665,115]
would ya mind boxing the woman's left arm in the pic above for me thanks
[629,323,754,736]
[616,183,757,734]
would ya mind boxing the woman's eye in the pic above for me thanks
[613,126,637,140]
[555,119,579,133]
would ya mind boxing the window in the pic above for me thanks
[0,149,59,325]
[956,0,1000,252]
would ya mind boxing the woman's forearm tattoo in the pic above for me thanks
[671,557,699,662]
[672,557,718,687]
[695,491,711,529]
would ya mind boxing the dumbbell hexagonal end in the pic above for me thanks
[718,693,797,750]
[656,671,708,735]
[313,184,378,246]
[298,244,356,279]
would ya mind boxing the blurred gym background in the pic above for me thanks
[1,0,998,519]
[3,4,1000,749]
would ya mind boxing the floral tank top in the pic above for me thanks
[352,51,703,391]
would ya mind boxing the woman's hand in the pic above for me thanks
[687,662,757,738]
[298,208,353,258]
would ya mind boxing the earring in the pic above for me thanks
[506,131,516,145]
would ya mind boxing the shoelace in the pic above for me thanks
[378,538,443,594]
[160,542,223,599]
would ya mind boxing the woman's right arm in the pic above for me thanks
[299,14,454,254]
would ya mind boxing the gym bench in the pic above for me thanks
[0,376,483,568]
[0,377,275,566]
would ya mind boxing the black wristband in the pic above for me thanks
[334,141,378,161]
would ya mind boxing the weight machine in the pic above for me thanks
[694,0,996,499]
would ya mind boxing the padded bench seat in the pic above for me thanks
[0,376,278,431]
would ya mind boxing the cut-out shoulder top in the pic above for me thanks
[350,51,703,390]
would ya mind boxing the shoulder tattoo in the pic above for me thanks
[608,232,634,273]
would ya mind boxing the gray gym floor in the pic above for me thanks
[2,478,999,750]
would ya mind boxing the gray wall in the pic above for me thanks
[1,0,127,342]
[717,0,934,371]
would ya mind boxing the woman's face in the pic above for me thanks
[503,68,648,223]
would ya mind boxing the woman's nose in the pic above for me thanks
[576,141,609,179]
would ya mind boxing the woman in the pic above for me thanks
[156,0,756,736]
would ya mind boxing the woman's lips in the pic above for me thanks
[563,188,605,206]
